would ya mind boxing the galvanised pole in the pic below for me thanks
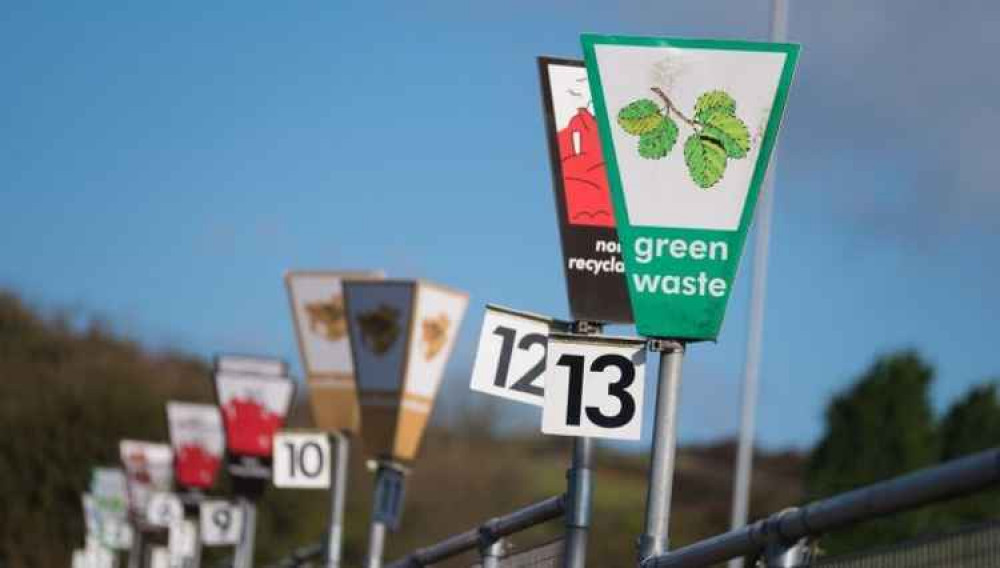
[728,3,789,568]
[325,432,350,568]
[638,340,686,563]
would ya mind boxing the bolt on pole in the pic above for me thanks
[325,432,350,568]
[480,537,504,568]
[639,340,685,563]
[235,498,257,568]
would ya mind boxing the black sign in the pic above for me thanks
[538,56,633,324]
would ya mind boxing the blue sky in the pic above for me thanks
[3,1,999,450]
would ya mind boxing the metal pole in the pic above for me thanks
[480,537,504,568]
[564,437,594,568]
[728,3,789,568]
[326,432,350,568]
[764,539,808,568]
[127,527,144,568]
[365,519,388,568]
[236,498,257,568]
[639,341,686,563]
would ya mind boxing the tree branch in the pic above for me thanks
[651,87,699,128]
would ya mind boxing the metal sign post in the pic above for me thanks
[325,432,350,568]
[364,461,407,568]
[638,341,685,562]
[564,436,594,568]
[233,497,258,568]
[127,528,144,568]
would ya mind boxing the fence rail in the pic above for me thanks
[644,448,1000,568]
[386,494,567,568]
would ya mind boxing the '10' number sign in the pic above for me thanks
[542,334,646,441]
[470,305,554,406]
[273,432,331,489]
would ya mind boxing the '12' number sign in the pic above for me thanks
[542,334,646,440]
[273,432,331,489]
[470,305,555,406]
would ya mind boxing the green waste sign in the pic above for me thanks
[582,34,799,341]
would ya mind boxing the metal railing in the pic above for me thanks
[644,448,1000,568]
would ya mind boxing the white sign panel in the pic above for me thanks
[470,306,551,406]
[72,549,88,568]
[273,431,332,489]
[199,500,243,546]
[166,402,225,490]
[168,519,198,564]
[542,334,646,440]
[146,492,184,528]
[100,518,133,550]
[403,283,469,399]
[216,354,287,377]
[149,547,170,568]
[120,440,173,518]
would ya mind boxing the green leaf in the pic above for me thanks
[617,99,663,136]
[701,111,750,158]
[694,90,736,121]
[637,116,678,159]
[684,134,728,188]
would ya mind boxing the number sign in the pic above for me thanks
[542,334,646,440]
[470,305,556,406]
[199,500,243,546]
[273,431,331,489]
[146,492,184,528]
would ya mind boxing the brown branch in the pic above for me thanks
[651,87,699,128]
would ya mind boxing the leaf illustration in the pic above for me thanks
[638,116,678,159]
[617,99,664,135]
[694,90,736,121]
[701,111,750,158]
[684,134,728,188]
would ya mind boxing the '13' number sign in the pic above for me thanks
[273,432,331,489]
[470,305,557,406]
[542,334,646,440]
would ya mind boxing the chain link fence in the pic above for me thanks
[810,520,1000,568]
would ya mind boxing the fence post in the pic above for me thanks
[365,462,407,568]
[764,539,809,568]
[480,537,504,568]
[564,437,593,568]
[326,432,350,568]
[638,339,686,563]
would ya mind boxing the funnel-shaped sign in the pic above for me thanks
[119,440,173,520]
[539,56,633,324]
[166,402,225,490]
[343,280,468,462]
[213,357,294,458]
[285,270,384,434]
[582,35,799,340]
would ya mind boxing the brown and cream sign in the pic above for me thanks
[285,271,384,434]
[343,279,468,462]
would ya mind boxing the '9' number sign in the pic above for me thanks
[199,500,243,546]
[470,305,553,406]
[273,432,331,489]
[542,334,646,440]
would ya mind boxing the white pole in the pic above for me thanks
[727,2,788,568]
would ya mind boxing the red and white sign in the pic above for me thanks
[119,440,173,519]
[166,402,225,489]
[215,372,294,458]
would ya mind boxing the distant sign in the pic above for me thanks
[216,354,288,377]
[166,402,224,490]
[285,270,384,434]
[273,431,332,489]
[542,333,646,440]
[146,492,184,528]
[200,500,243,546]
[215,371,294,458]
[119,440,173,520]
[470,305,556,407]
[343,280,468,461]
[582,35,799,340]
[539,56,633,324]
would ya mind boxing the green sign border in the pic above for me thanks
[582,34,800,341]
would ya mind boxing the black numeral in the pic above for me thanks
[558,353,636,429]
[492,326,547,396]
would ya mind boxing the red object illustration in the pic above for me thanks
[222,398,283,457]
[557,108,614,227]
[175,444,222,489]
